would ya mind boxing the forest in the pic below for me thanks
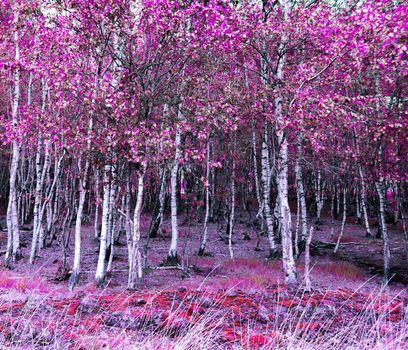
[0,0,407,349]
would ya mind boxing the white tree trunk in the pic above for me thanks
[355,184,361,223]
[330,189,335,240]
[37,140,51,250]
[261,123,276,257]
[167,109,182,264]
[336,183,341,217]
[334,187,347,254]
[358,165,372,237]
[228,139,236,260]
[106,166,117,274]
[252,127,262,215]
[198,143,210,256]
[376,179,390,283]
[30,154,64,262]
[128,164,146,289]
[69,119,92,290]
[373,70,390,283]
[294,188,300,258]
[125,172,132,248]
[157,167,166,236]
[94,168,100,239]
[295,152,308,242]
[275,0,297,284]
[32,79,48,255]
[95,164,111,285]
[5,27,21,263]
[304,226,313,292]
[29,140,50,264]
[315,170,324,225]
[277,128,297,284]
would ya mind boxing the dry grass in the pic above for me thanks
[0,282,406,350]
[218,258,282,290]
[311,260,366,280]
[0,270,49,293]
[0,259,406,349]
[332,234,361,244]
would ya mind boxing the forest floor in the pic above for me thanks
[0,212,407,349]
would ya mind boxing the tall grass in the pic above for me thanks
[0,281,406,350]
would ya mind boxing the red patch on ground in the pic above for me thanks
[296,322,321,332]
[222,328,240,342]
[245,333,270,347]
[386,313,402,322]
[185,303,205,316]
[277,299,298,308]
[0,301,26,313]
[67,301,80,315]
[346,303,366,312]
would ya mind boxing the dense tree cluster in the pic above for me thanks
[0,0,406,289]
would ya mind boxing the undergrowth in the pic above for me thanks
[0,281,406,350]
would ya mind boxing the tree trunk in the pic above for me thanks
[31,153,64,261]
[355,184,361,224]
[294,187,300,259]
[330,188,335,241]
[277,128,297,284]
[106,166,117,274]
[295,143,308,246]
[167,109,182,265]
[252,127,262,218]
[334,187,347,254]
[94,168,100,239]
[95,164,111,286]
[358,165,372,237]
[273,0,297,285]
[156,167,166,237]
[376,178,390,284]
[5,27,21,264]
[69,119,92,290]
[228,138,236,260]
[198,143,211,256]
[396,185,408,262]
[261,123,277,257]
[147,166,166,239]
[315,170,324,225]
[304,226,313,292]
[128,164,146,289]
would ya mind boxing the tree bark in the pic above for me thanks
[261,123,277,257]
[274,0,297,285]
[106,166,117,274]
[315,170,324,225]
[252,126,262,217]
[94,169,100,239]
[358,164,372,237]
[198,143,211,256]
[69,118,93,290]
[167,107,182,265]
[295,141,308,244]
[95,163,111,286]
[334,187,347,254]
[5,27,21,264]
[228,138,236,260]
[128,164,146,289]
[376,178,390,284]
[304,226,313,292]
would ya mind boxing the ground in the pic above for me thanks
[0,212,407,349]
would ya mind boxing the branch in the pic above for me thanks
[117,209,133,226]
[289,54,339,109]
